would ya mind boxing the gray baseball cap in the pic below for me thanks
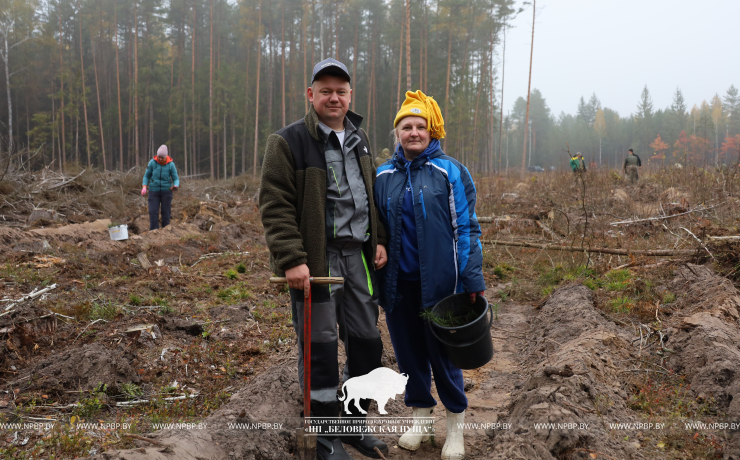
[311,58,351,84]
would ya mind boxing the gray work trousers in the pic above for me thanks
[290,248,383,404]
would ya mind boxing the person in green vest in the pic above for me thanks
[623,149,642,184]
[570,152,586,174]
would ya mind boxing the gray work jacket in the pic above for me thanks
[318,119,370,255]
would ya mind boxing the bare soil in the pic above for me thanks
[3,167,740,459]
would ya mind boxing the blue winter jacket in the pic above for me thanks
[374,140,485,312]
[142,157,180,193]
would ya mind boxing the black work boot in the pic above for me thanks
[341,399,389,459]
[312,400,355,460]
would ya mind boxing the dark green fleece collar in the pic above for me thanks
[304,105,364,141]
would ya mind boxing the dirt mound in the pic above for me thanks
[0,218,207,257]
[660,187,690,206]
[7,342,139,395]
[665,264,740,413]
[84,363,299,460]
[491,284,642,460]
[610,188,633,205]
[631,181,660,202]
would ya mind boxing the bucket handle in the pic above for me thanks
[428,304,493,349]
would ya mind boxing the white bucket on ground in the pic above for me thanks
[108,225,129,241]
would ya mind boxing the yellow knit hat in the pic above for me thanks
[393,90,446,139]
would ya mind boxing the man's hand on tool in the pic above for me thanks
[470,291,485,304]
[375,244,388,269]
[286,264,311,298]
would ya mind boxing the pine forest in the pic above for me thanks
[0,0,738,177]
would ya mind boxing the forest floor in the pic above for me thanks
[2,165,740,459]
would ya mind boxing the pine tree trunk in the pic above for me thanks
[444,26,452,152]
[423,2,428,92]
[209,0,214,179]
[191,5,196,175]
[168,38,175,142]
[1,28,13,155]
[241,42,251,175]
[351,13,358,112]
[268,22,273,132]
[179,23,187,176]
[58,4,66,171]
[252,0,262,178]
[302,1,307,114]
[114,0,123,170]
[281,1,286,127]
[367,40,373,130]
[497,26,506,173]
[231,113,235,178]
[396,11,404,110]
[371,43,377,149]
[334,3,338,59]
[134,0,139,167]
[78,2,92,167]
[419,9,423,90]
[52,79,56,167]
[522,0,535,173]
[472,52,485,173]
[405,0,411,91]
[183,72,188,176]
[91,29,106,170]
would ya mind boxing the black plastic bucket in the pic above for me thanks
[428,293,494,370]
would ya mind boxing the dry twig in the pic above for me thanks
[482,239,696,256]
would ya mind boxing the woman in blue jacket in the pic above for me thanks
[374,90,485,460]
[142,145,180,230]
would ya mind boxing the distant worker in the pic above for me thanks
[375,148,391,168]
[623,149,642,184]
[570,152,586,174]
[142,145,180,230]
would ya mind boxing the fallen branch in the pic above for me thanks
[482,240,696,256]
[73,319,107,343]
[536,220,561,240]
[30,169,87,193]
[708,235,740,241]
[114,393,198,406]
[4,284,58,311]
[680,227,714,261]
[609,203,721,226]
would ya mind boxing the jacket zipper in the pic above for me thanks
[419,188,426,220]
[386,196,391,225]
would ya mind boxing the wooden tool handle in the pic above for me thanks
[269,276,344,285]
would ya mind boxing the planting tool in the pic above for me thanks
[270,276,344,459]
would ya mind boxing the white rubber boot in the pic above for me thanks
[441,409,465,460]
[398,407,434,451]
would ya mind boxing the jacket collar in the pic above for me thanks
[392,139,443,170]
[153,156,173,165]
[305,105,364,141]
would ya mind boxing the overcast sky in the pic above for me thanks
[501,0,740,118]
